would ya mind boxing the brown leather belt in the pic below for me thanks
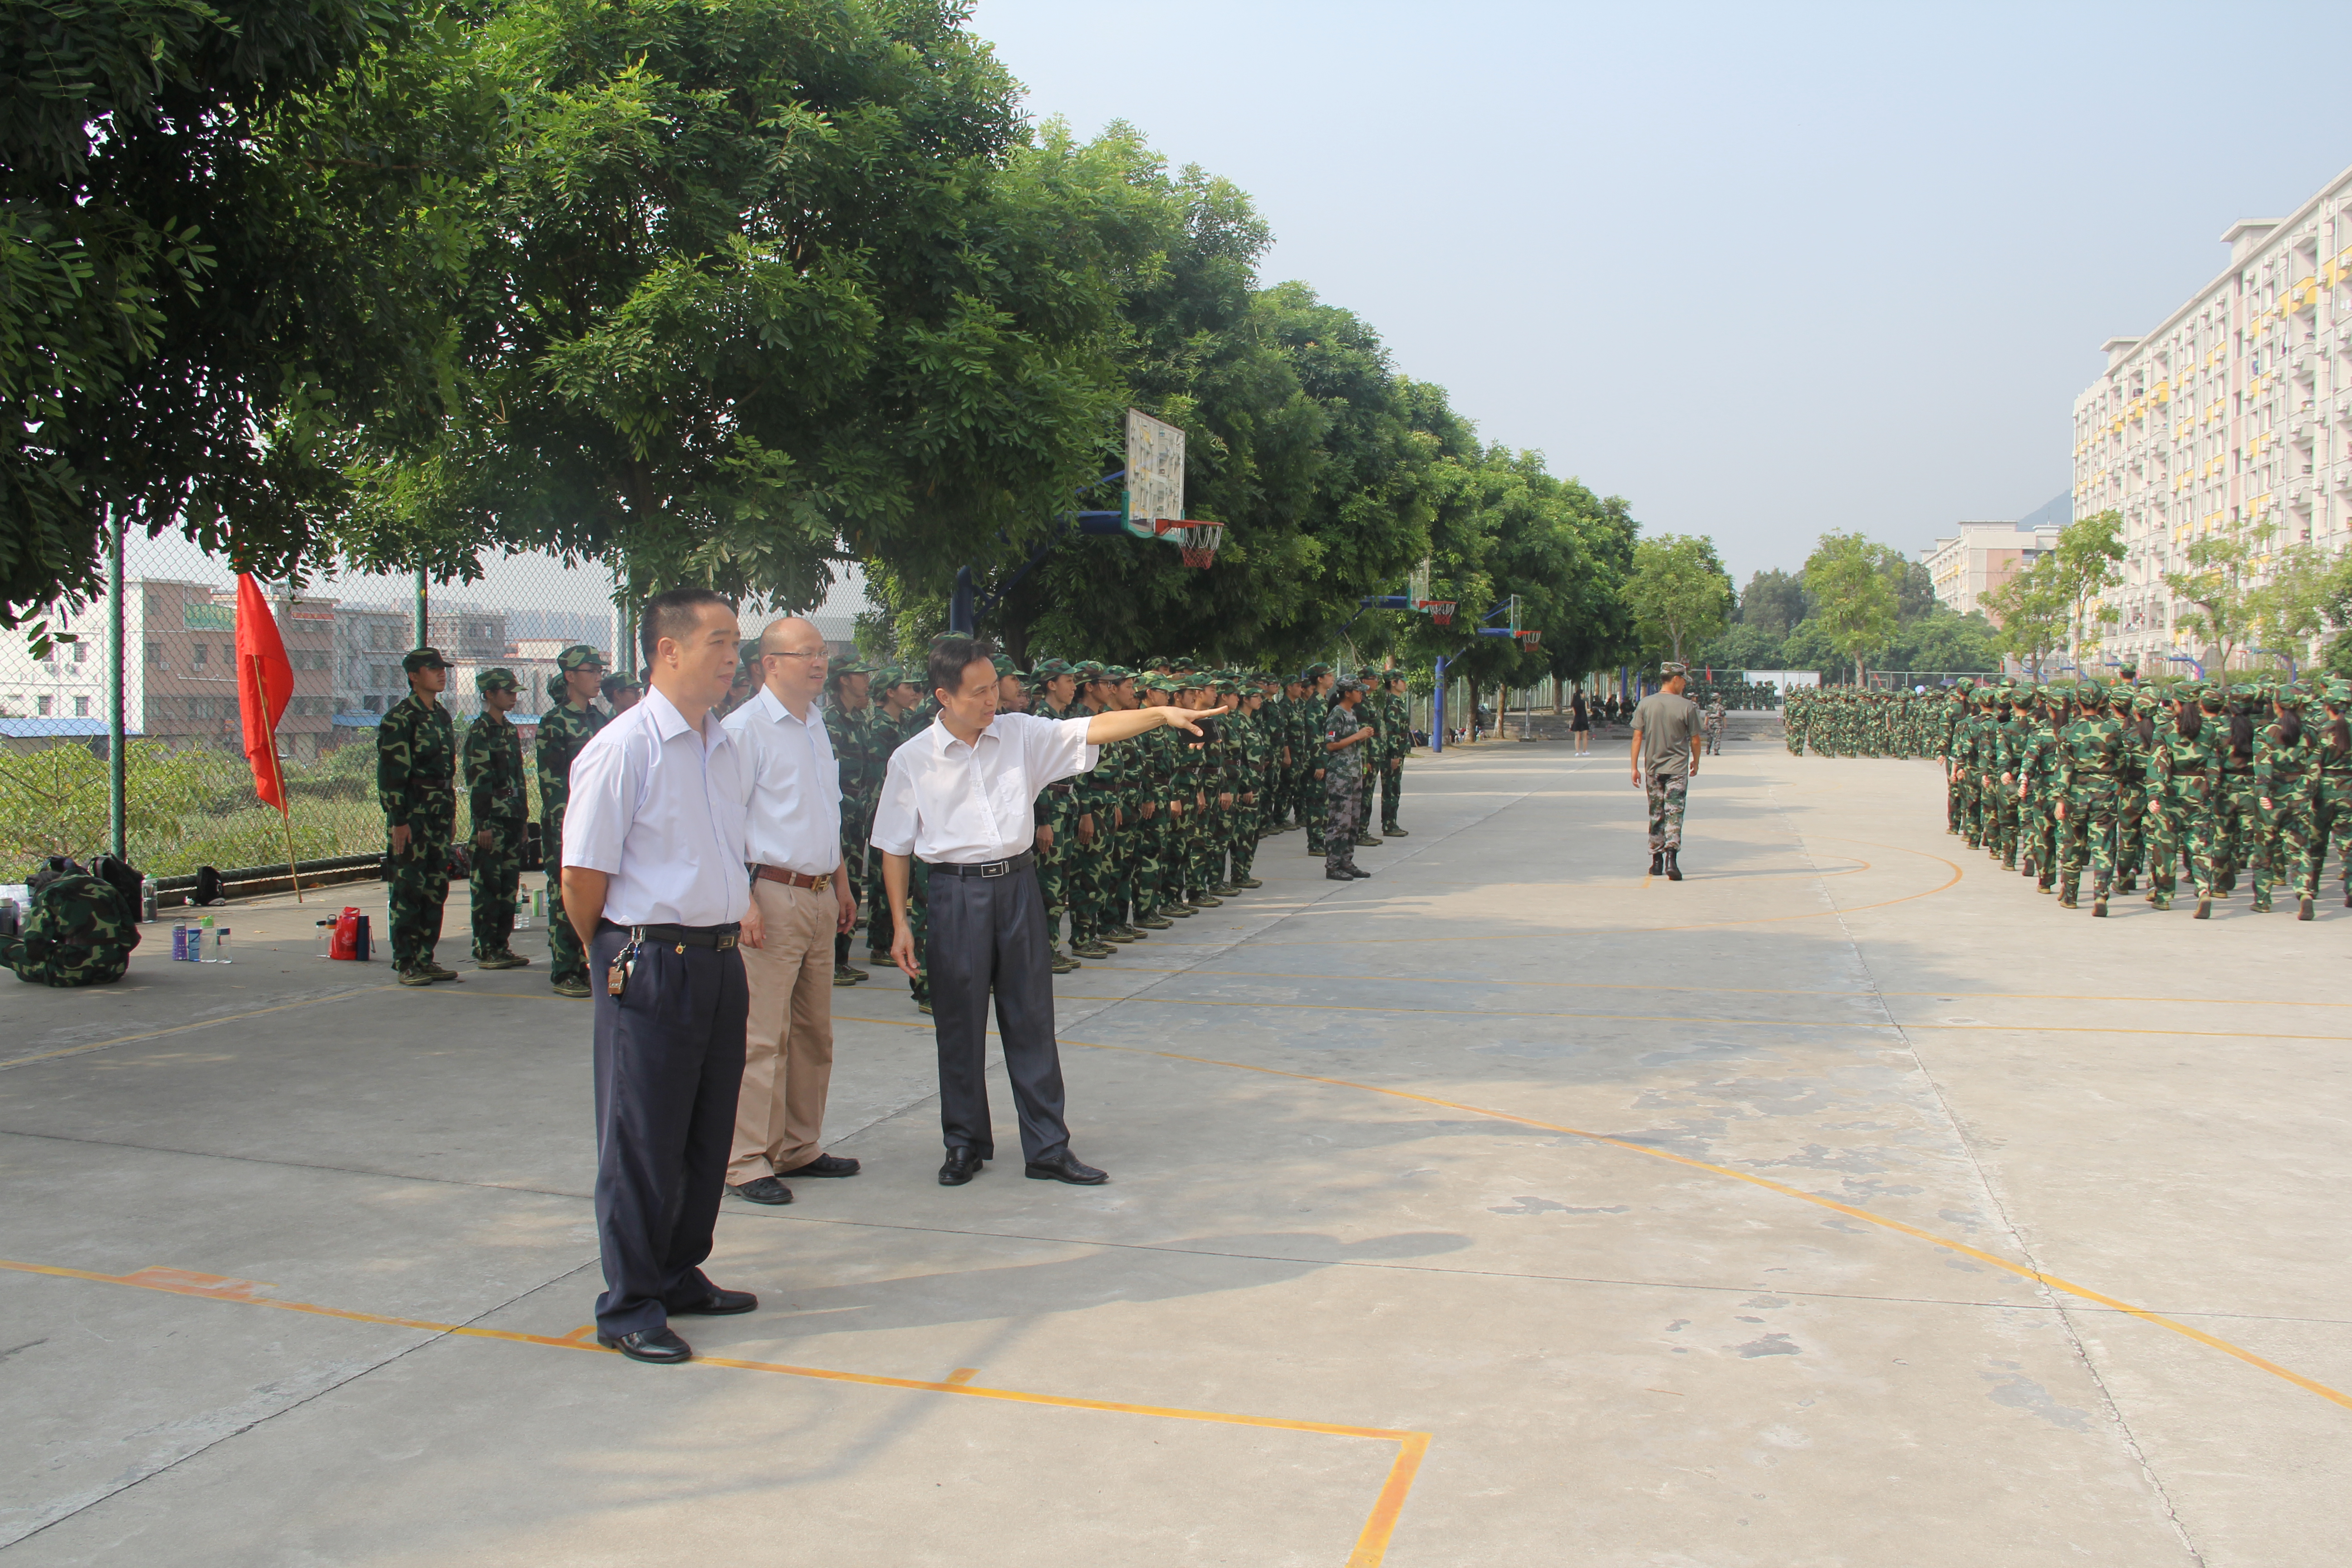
[754,864,832,892]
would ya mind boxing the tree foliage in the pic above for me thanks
[2162,523,2271,675]
[1802,531,1901,685]
[1625,533,1731,665]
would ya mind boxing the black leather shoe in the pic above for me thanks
[726,1176,794,1205]
[597,1326,692,1364]
[1024,1152,1108,1185]
[1346,866,1372,878]
[939,1148,985,1186]
[670,1287,758,1316]
[1325,868,1355,880]
[779,1153,860,1178]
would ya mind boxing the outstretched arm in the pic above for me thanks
[1085,703,1232,745]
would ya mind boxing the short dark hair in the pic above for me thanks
[641,588,732,667]
[927,634,998,701]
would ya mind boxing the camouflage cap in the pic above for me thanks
[473,665,519,693]
[402,646,449,672]
[1073,660,1108,682]
[1334,677,1367,695]
[1102,665,1134,682]
[2323,680,2350,705]
[2076,678,2105,702]
[1032,657,1074,679]
[991,654,1018,678]
[1303,662,1333,679]
[1954,677,1975,690]
[556,644,607,672]
[827,654,872,678]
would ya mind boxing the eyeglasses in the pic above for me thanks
[762,649,828,662]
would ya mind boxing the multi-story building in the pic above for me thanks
[1921,521,2062,623]
[335,604,413,719]
[427,606,509,663]
[2072,161,2352,674]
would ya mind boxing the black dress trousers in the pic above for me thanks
[590,925,750,1336]
[925,863,1070,1163]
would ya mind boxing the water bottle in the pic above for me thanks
[314,919,334,958]
[171,923,190,961]
[514,891,532,931]
[141,876,158,923]
[214,926,231,964]
[199,913,218,962]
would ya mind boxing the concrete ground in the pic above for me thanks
[3,729,2347,1566]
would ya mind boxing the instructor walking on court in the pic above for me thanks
[561,588,760,1365]
[1631,662,1703,881]
[872,635,1226,1188]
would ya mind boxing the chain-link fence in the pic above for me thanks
[1,531,807,885]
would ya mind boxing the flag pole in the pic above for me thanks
[252,652,305,903]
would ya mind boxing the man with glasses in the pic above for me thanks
[720,619,861,1205]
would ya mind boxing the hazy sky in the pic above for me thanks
[971,0,2349,583]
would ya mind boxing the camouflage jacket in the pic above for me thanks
[535,701,608,832]
[2256,720,2316,799]
[824,705,887,826]
[2052,713,2125,793]
[377,692,456,836]
[1323,701,1371,787]
[464,710,529,829]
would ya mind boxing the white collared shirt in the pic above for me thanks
[870,710,1097,865]
[561,684,751,927]
[721,683,842,877]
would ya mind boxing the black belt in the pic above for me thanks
[599,919,741,950]
[923,851,1035,878]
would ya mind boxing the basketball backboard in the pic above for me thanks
[1124,408,1185,540]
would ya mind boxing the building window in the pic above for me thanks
[192,642,208,666]
[36,696,52,716]
[145,642,162,667]
[71,643,87,664]
[73,696,90,717]
[363,695,383,714]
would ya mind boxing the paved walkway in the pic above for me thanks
[3,732,2345,1565]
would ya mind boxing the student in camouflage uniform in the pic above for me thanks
[1301,663,1335,854]
[824,655,882,984]
[2201,686,2261,911]
[379,647,461,985]
[2254,687,2318,918]
[2014,686,2062,892]
[534,644,608,996]
[2140,688,2201,911]
[1378,671,1411,835]
[2313,684,2352,909]
[2052,680,2125,913]
[2113,691,2158,892]
[1321,678,1375,879]
[463,666,531,968]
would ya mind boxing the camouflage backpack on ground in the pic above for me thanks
[5,858,142,987]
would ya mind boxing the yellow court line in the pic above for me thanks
[1062,1038,2352,1416]
[0,1256,1429,1567]
[0,986,399,1070]
[1058,966,2352,1012]
[1049,997,2350,1043]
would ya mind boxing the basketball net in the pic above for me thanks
[1154,518,1223,569]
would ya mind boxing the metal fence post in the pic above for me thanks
[412,567,429,649]
[108,505,126,860]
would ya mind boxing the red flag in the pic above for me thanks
[235,575,294,812]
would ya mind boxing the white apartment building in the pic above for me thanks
[1921,521,2061,622]
[2072,161,2352,674]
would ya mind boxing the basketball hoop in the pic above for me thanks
[1152,517,1224,569]
[1421,599,1457,626]
[1518,630,1541,648]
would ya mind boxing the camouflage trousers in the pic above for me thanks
[1946,770,1964,833]
[469,821,524,960]
[2021,797,2057,884]
[386,833,451,970]
[2196,776,2257,900]
[1231,796,1260,880]
[2258,792,2317,908]
[1324,773,1362,873]
[1955,773,1982,844]
[1380,760,1402,832]
[1069,812,1112,942]
[1980,779,2018,867]
[2141,786,2190,903]
[906,858,931,1004]
[1303,766,1329,851]
[1644,768,1688,853]
[1034,794,1073,946]
[2116,784,2146,882]
[2055,781,2118,900]
[2315,779,2352,899]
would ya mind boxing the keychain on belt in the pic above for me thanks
[608,932,640,998]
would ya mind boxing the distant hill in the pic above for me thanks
[2016,492,2070,530]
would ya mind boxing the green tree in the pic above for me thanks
[2,0,440,636]
[1739,568,1809,636]
[2050,509,2125,662]
[1624,534,1731,665]
[1981,557,2067,678]
[2251,542,2352,670]
[1802,531,1900,685]
[2162,524,2270,675]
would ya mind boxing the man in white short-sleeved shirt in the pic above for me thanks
[559,588,757,1366]
[871,635,1225,1188]
[719,616,859,1206]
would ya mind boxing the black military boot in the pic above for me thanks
[1664,850,1683,882]
[1649,851,1663,876]
[2298,896,2314,921]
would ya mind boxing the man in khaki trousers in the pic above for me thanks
[721,617,861,1204]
